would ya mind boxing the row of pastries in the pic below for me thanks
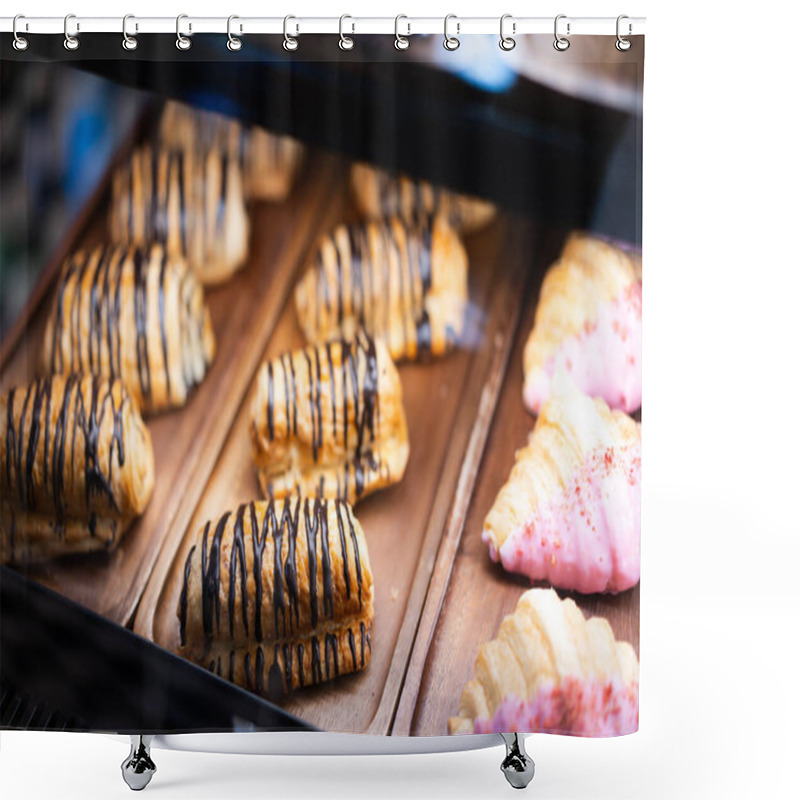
[0,97,642,738]
[450,233,642,737]
[1,99,306,562]
[172,134,496,693]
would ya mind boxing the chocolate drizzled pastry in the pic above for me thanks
[294,216,468,362]
[0,374,154,565]
[177,496,374,695]
[250,330,409,505]
[41,244,216,414]
[351,162,496,235]
[158,100,304,203]
[108,143,249,285]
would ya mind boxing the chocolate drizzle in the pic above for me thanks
[179,497,370,695]
[372,168,459,228]
[311,216,445,360]
[3,375,130,524]
[114,146,235,273]
[132,248,152,400]
[178,544,195,646]
[46,245,189,409]
[229,504,249,637]
[262,332,383,501]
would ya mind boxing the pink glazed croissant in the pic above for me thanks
[483,378,641,594]
[523,233,642,415]
[449,588,638,736]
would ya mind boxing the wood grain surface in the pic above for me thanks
[395,236,641,736]
[0,153,341,624]
[134,209,538,735]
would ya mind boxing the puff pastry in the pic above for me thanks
[251,331,409,504]
[449,588,639,736]
[109,144,249,285]
[351,162,496,234]
[158,100,304,202]
[41,244,216,414]
[523,233,642,415]
[294,216,468,362]
[177,496,374,695]
[0,374,154,565]
[483,377,640,594]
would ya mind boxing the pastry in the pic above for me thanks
[351,162,496,234]
[449,588,639,736]
[523,233,642,415]
[177,496,374,695]
[294,216,468,362]
[158,100,304,202]
[251,330,409,504]
[483,377,640,594]
[108,143,249,285]
[41,244,216,414]
[0,374,155,565]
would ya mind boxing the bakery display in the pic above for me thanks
[0,374,155,565]
[294,216,468,362]
[108,143,250,285]
[177,496,374,695]
[41,244,216,414]
[158,100,304,202]
[483,377,641,594]
[449,588,638,736]
[0,88,642,738]
[523,232,642,415]
[351,162,496,235]
[250,330,409,504]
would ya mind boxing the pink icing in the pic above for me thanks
[471,677,639,737]
[484,440,640,594]
[524,281,642,415]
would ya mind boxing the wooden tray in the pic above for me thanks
[134,211,538,735]
[393,263,641,736]
[0,150,342,624]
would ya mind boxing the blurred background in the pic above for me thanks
[0,34,641,335]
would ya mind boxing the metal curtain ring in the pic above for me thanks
[176,14,191,50]
[283,15,298,51]
[339,14,354,50]
[553,14,570,51]
[616,14,632,51]
[227,15,242,51]
[443,14,460,51]
[64,14,79,51]
[394,15,410,50]
[12,14,29,51]
[499,14,515,51]
[122,14,138,51]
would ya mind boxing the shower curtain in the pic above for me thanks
[0,23,643,740]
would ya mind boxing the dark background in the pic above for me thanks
[1,34,642,335]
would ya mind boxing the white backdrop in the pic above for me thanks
[2,1,799,798]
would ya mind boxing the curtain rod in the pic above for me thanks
[1,15,646,37]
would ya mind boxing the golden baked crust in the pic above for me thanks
[108,144,249,285]
[351,162,496,234]
[523,232,643,379]
[294,216,468,362]
[177,496,374,694]
[0,374,154,565]
[250,331,409,504]
[158,100,304,202]
[41,244,216,414]
[448,588,639,735]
